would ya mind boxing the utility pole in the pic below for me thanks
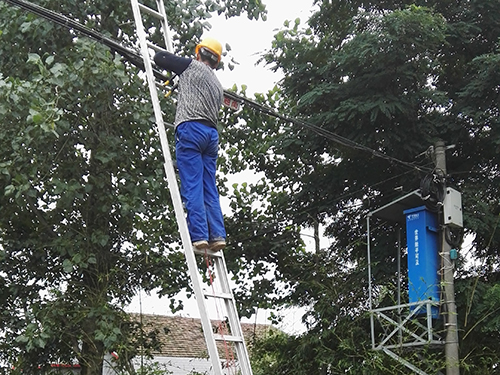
[434,140,460,375]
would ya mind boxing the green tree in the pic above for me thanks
[222,1,500,374]
[0,0,266,373]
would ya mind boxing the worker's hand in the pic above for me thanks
[163,73,178,97]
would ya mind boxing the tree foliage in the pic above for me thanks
[221,0,500,374]
[0,0,266,373]
[1,0,499,373]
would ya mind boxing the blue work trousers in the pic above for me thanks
[175,121,226,243]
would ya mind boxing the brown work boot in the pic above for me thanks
[209,240,226,252]
[192,240,209,250]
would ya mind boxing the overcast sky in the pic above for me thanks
[207,0,315,95]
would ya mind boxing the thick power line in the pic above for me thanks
[3,0,430,173]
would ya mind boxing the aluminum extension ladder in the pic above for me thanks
[130,1,253,374]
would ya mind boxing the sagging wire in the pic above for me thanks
[2,0,167,80]
[4,0,432,175]
[225,90,432,173]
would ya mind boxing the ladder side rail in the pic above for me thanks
[155,0,174,53]
[214,257,245,337]
[130,2,224,374]
[132,3,254,373]
[214,256,254,375]
[130,2,184,240]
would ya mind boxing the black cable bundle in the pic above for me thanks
[445,226,464,248]
[420,171,446,212]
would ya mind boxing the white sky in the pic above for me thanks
[207,0,316,95]
[126,0,316,334]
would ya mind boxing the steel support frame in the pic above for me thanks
[371,301,443,350]
[367,208,444,375]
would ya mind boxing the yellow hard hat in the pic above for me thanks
[195,37,222,63]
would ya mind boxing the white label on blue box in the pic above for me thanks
[414,229,420,266]
[407,213,420,221]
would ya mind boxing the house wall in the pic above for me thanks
[133,356,240,375]
[46,356,240,374]
[47,353,119,375]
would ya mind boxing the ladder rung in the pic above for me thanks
[214,334,244,343]
[147,41,166,53]
[138,3,163,19]
[203,291,233,300]
[160,121,174,129]
[131,0,253,371]
[192,248,223,257]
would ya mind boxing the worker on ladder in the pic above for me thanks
[154,38,226,252]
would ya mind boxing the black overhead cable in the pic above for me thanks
[3,0,430,174]
[2,0,167,80]
[225,92,432,172]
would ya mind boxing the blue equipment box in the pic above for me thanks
[403,206,440,318]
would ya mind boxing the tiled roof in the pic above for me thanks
[130,314,274,359]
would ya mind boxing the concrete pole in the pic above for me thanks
[434,140,460,375]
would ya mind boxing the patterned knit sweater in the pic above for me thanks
[153,51,222,129]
